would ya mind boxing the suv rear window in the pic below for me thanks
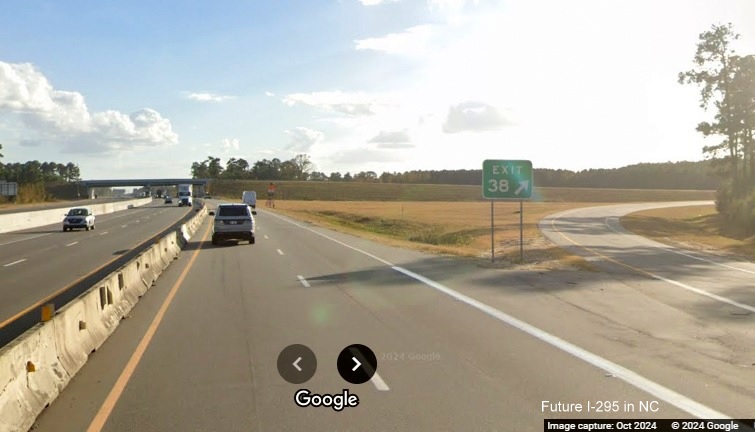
[217,206,249,217]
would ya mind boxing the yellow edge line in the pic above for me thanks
[0,213,187,329]
[86,222,211,432]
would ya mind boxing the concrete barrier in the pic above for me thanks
[0,323,70,432]
[0,198,153,234]
[0,202,208,431]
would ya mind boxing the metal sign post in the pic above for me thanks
[519,200,524,263]
[482,160,533,264]
[490,201,494,262]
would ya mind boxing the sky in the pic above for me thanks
[1,0,755,179]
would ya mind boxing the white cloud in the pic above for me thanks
[282,91,395,116]
[265,91,275,97]
[285,127,324,152]
[331,147,402,164]
[442,101,514,134]
[355,25,433,55]
[183,91,235,102]
[427,0,478,11]
[368,129,411,144]
[0,61,178,154]
[376,142,415,149]
[221,138,240,152]
[358,0,400,5]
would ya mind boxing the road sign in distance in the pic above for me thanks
[482,159,533,199]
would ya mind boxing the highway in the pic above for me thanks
[0,197,131,215]
[24,199,755,431]
[0,200,192,328]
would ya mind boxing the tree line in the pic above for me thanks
[0,144,82,184]
[679,23,755,231]
[191,152,718,190]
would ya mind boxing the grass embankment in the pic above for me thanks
[268,201,606,269]
[622,205,755,261]
[0,183,54,208]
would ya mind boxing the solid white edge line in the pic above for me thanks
[277,249,284,255]
[370,372,390,391]
[268,208,728,418]
[603,216,755,276]
[391,266,728,419]
[66,241,79,247]
[264,212,393,266]
[559,211,755,314]
[3,258,27,267]
[297,275,310,287]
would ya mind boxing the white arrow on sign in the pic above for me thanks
[352,357,362,371]
[293,357,302,372]
[515,180,530,196]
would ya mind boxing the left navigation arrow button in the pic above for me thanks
[277,344,317,384]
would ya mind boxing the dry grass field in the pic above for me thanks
[268,200,609,269]
[212,180,714,203]
[621,205,755,261]
[227,184,715,269]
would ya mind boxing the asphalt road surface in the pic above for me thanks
[0,200,191,327]
[29,200,755,431]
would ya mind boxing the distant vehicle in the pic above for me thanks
[210,203,256,245]
[177,184,193,207]
[204,194,212,199]
[242,190,257,208]
[164,195,173,204]
[63,208,95,231]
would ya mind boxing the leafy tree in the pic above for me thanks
[224,157,250,179]
[191,160,209,178]
[291,154,314,180]
[206,156,224,179]
[679,23,755,230]
[251,158,282,179]
[678,23,743,192]
[65,162,81,182]
[354,171,377,182]
[308,171,327,181]
[328,171,342,182]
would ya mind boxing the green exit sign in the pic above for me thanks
[482,159,533,199]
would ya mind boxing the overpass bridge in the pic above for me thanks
[79,178,210,198]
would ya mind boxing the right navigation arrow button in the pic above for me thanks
[337,344,377,384]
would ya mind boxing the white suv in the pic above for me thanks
[211,203,256,245]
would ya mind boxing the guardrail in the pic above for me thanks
[0,204,208,432]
